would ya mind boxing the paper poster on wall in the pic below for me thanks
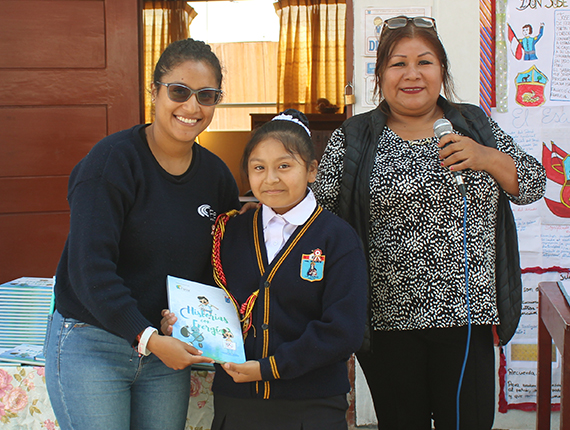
[492,0,570,411]
[550,10,570,101]
[362,66,376,107]
[362,7,431,56]
[501,272,562,409]
[360,7,431,108]
[364,76,375,107]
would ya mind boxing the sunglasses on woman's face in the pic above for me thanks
[382,16,437,32]
[155,82,223,106]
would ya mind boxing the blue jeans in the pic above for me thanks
[45,311,191,430]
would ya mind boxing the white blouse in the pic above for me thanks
[262,189,317,263]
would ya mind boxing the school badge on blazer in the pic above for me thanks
[300,248,325,282]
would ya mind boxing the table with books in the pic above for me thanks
[0,278,216,430]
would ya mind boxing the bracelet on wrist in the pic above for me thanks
[137,327,158,356]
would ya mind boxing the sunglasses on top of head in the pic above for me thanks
[381,16,437,33]
[154,82,223,106]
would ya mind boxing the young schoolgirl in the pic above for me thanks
[162,109,368,430]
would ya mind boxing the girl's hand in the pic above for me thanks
[222,360,262,383]
[147,332,214,370]
[160,309,177,336]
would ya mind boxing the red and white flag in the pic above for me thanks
[507,23,523,60]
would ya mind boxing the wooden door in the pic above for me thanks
[0,0,142,283]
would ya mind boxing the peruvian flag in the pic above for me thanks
[507,23,523,60]
[542,142,570,218]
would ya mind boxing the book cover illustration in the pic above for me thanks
[166,275,246,364]
[0,344,45,366]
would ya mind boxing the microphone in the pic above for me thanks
[433,118,466,197]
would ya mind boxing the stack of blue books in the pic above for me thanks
[0,277,54,359]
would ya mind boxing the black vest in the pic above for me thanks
[339,96,521,347]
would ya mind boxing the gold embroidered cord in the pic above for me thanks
[212,209,258,335]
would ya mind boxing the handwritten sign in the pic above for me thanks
[550,10,570,100]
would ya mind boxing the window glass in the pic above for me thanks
[189,1,279,130]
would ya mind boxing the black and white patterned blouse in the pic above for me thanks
[312,117,546,332]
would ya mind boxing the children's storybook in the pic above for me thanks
[0,344,45,366]
[166,275,246,364]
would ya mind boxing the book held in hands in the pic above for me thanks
[166,275,246,364]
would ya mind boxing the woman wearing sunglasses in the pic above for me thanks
[44,39,240,430]
[312,16,545,429]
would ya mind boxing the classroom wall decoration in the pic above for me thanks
[492,0,570,412]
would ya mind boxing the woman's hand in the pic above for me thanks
[209,203,259,236]
[438,134,519,195]
[438,134,490,172]
[160,309,177,335]
[146,332,214,370]
[222,360,262,383]
[239,201,260,214]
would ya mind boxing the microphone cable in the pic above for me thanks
[456,194,472,430]
[433,119,472,428]
[434,118,472,429]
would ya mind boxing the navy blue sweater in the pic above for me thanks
[54,125,240,344]
[212,206,367,400]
